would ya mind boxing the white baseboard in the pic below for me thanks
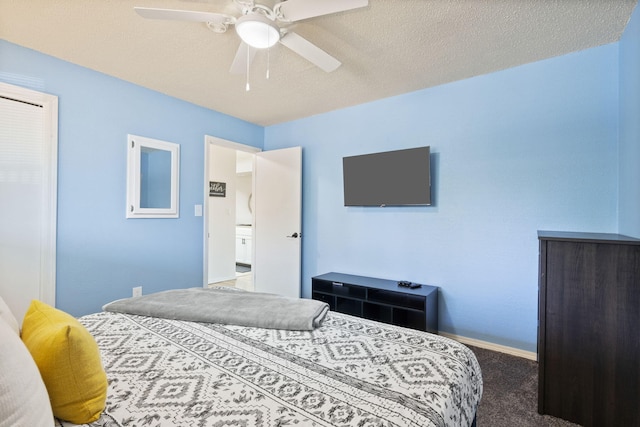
[439,332,538,361]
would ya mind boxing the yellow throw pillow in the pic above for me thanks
[20,300,107,424]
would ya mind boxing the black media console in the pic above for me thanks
[311,272,438,333]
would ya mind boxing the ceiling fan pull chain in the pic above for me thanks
[266,48,271,79]
[246,45,251,91]
[266,28,271,79]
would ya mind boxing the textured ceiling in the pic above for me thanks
[0,0,637,126]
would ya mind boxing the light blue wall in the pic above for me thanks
[0,40,263,317]
[265,44,620,351]
[619,4,640,238]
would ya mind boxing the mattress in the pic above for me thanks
[56,310,482,427]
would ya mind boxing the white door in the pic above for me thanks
[0,83,58,322]
[253,147,302,298]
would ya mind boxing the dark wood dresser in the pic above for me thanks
[538,231,640,427]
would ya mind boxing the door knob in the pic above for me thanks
[286,232,300,238]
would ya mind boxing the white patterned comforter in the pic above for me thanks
[57,311,482,427]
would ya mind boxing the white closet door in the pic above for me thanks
[0,84,57,323]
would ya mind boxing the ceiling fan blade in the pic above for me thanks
[229,42,257,75]
[275,0,368,22]
[134,7,225,23]
[280,32,341,72]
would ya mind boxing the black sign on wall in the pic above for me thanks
[209,181,226,197]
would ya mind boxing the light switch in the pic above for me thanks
[194,204,203,217]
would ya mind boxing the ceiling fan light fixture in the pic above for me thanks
[236,14,280,49]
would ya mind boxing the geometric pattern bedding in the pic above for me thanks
[56,311,482,427]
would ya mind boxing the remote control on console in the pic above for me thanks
[398,281,421,289]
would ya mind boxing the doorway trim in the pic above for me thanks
[202,135,261,287]
[0,82,58,306]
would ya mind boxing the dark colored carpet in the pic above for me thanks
[468,345,580,427]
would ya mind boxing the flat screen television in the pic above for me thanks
[343,146,431,207]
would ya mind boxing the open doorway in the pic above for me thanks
[203,136,302,298]
[204,136,259,291]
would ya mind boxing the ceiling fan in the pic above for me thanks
[134,0,369,77]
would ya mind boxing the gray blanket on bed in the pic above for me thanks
[102,287,330,331]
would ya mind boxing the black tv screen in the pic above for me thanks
[343,146,431,206]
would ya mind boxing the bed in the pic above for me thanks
[48,288,482,427]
